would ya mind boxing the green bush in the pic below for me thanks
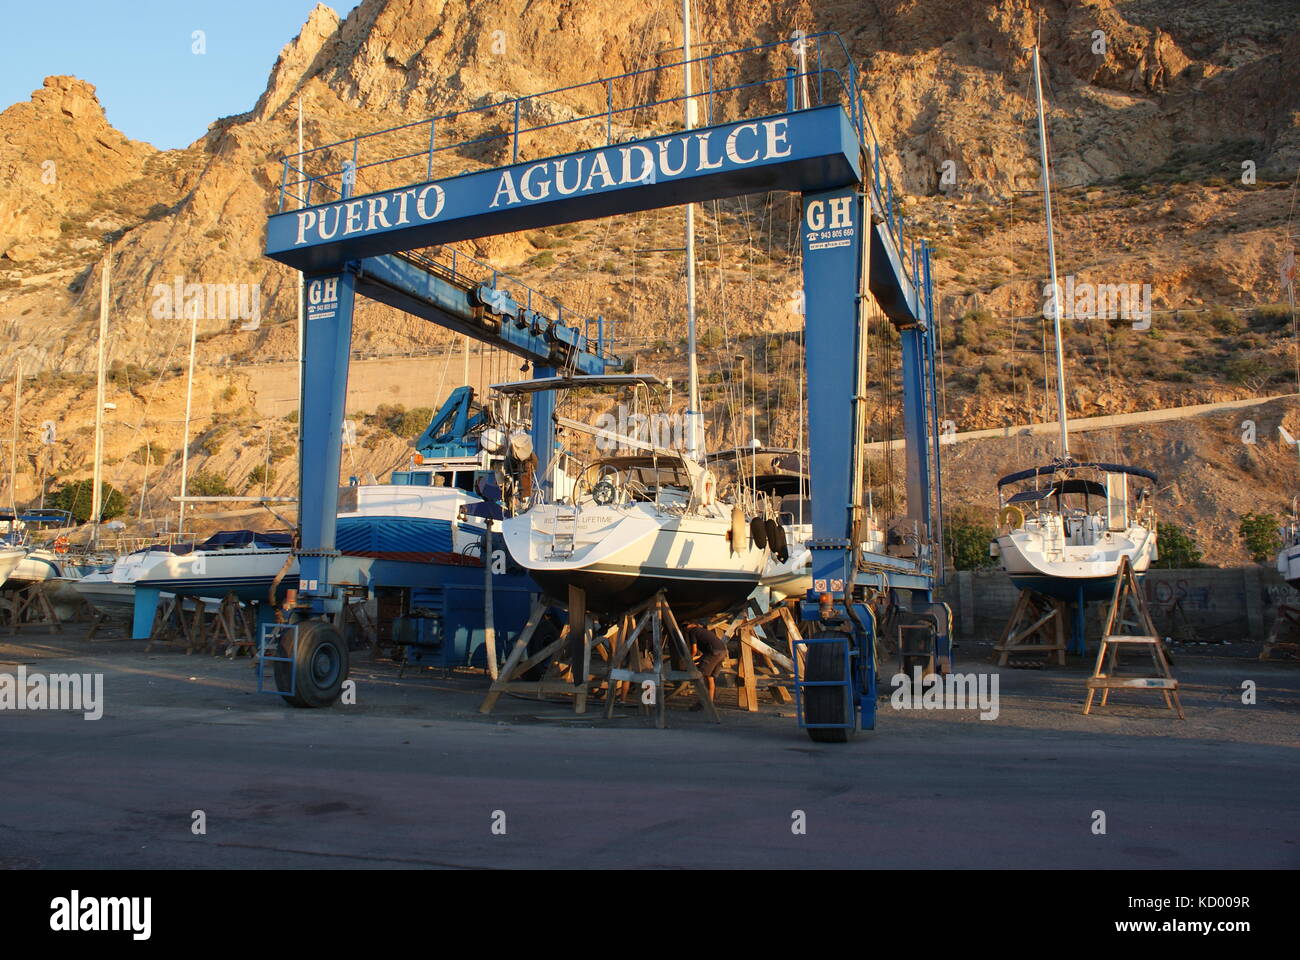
[944,509,998,570]
[246,465,275,489]
[187,471,235,497]
[1207,305,1243,335]
[1239,512,1281,564]
[46,479,127,524]
[1153,522,1203,568]
[391,407,432,439]
[131,444,168,466]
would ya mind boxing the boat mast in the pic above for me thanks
[91,245,110,547]
[1032,44,1070,459]
[178,301,198,536]
[682,0,703,459]
[9,360,19,526]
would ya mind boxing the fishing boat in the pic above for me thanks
[989,44,1158,600]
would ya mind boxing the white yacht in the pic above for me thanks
[992,462,1158,601]
[502,450,766,618]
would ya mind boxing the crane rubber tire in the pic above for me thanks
[276,619,349,708]
[803,634,855,743]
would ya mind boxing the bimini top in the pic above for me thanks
[997,461,1158,489]
[198,530,293,550]
[490,374,664,395]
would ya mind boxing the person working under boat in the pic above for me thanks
[686,621,727,703]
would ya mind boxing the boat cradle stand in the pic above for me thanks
[1,583,66,635]
[992,590,1068,668]
[712,597,805,712]
[480,587,721,727]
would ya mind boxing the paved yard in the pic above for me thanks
[1,623,1296,869]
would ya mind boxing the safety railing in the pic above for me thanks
[275,30,927,310]
[277,31,863,209]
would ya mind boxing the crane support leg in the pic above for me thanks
[297,268,358,614]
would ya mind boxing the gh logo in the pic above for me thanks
[805,197,852,231]
[309,277,339,305]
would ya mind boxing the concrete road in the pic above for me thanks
[1,628,1297,869]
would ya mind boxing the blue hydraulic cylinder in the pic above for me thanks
[298,269,358,608]
[530,364,556,499]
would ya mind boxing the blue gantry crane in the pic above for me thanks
[263,32,948,739]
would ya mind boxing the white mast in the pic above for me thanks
[1032,44,1070,458]
[178,303,198,536]
[91,246,110,545]
[9,360,19,525]
[682,0,703,458]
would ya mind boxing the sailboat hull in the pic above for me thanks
[995,522,1155,601]
[503,503,765,620]
[527,565,758,619]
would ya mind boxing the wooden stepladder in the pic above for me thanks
[993,590,1067,667]
[1083,555,1183,719]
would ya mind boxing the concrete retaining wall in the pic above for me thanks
[239,354,502,418]
[942,566,1298,644]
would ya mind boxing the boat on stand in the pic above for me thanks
[497,375,768,619]
[989,43,1158,613]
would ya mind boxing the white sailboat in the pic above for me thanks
[989,44,1158,601]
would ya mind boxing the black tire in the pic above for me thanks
[766,520,788,562]
[750,517,769,550]
[522,617,560,681]
[275,619,349,708]
[803,634,855,743]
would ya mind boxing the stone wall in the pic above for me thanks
[943,567,1297,644]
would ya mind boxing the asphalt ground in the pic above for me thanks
[1,621,1296,869]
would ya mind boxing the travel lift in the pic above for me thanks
[262,32,949,740]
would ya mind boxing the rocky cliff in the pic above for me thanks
[0,0,1296,560]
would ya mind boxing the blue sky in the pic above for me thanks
[0,1,362,150]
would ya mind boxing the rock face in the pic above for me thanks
[0,0,1297,560]
[0,76,154,257]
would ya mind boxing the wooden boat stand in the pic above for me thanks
[146,592,256,657]
[713,597,803,711]
[480,587,721,727]
[2,583,65,635]
[1083,555,1183,719]
[1261,604,1300,661]
[992,589,1067,668]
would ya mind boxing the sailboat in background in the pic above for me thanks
[989,44,1158,601]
